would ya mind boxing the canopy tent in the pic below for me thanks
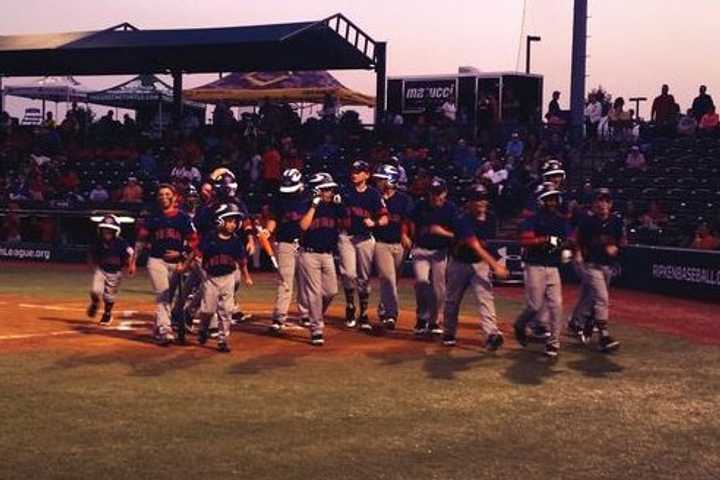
[3,75,88,103]
[87,74,202,110]
[184,70,374,107]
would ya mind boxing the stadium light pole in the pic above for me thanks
[629,97,648,120]
[570,0,588,142]
[526,35,541,74]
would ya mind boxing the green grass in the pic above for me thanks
[0,264,719,479]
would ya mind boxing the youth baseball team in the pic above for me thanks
[85,158,624,357]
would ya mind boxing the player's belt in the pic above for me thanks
[300,247,333,254]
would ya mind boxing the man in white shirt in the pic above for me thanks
[584,94,603,139]
[170,158,201,186]
[483,159,509,192]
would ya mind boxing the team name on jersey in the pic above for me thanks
[154,228,183,241]
[206,254,237,268]
[310,217,337,230]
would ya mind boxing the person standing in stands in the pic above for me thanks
[651,84,677,127]
[691,85,715,123]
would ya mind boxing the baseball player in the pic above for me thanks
[372,164,413,329]
[86,214,134,326]
[570,188,624,352]
[442,185,509,347]
[408,177,458,336]
[513,182,573,358]
[338,160,388,330]
[265,168,310,332]
[130,183,198,346]
[297,172,346,346]
[191,203,252,353]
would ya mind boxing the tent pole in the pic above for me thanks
[42,99,46,118]
[0,75,4,113]
[374,41,387,127]
[172,70,183,125]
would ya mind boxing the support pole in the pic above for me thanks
[374,41,387,127]
[570,0,588,141]
[172,70,183,125]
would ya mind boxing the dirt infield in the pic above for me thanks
[1,266,718,357]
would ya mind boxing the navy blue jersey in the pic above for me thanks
[300,202,345,253]
[520,209,572,266]
[93,236,132,273]
[577,213,624,265]
[411,199,459,250]
[140,209,197,261]
[374,191,414,244]
[200,233,246,277]
[273,193,309,243]
[451,212,497,263]
[342,185,387,236]
[195,198,249,237]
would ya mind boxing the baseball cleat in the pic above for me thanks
[442,335,457,347]
[156,333,173,347]
[485,333,504,351]
[513,323,529,347]
[86,303,98,318]
[231,311,253,323]
[358,315,372,331]
[345,304,356,324]
[99,313,113,326]
[209,328,220,339]
[566,319,582,337]
[580,324,594,345]
[382,317,396,330]
[218,342,231,353]
[544,344,559,358]
[413,321,428,336]
[197,329,209,346]
[298,317,311,328]
[310,333,324,346]
[268,321,284,333]
[598,336,620,353]
[428,323,443,335]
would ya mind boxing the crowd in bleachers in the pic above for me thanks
[1,88,720,251]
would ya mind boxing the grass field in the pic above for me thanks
[0,263,719,480]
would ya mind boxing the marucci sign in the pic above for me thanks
[402,78,457,113]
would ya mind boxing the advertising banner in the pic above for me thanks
[402,78,457,113]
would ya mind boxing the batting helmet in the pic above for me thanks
[97,214,121,236]
[307,172,338,192]
[468,183,491,202]
[535,181,562,203]
[430,176,448,194]
[213,172,238,200]
[372,164,400,187]
[214,203,245,230]
[541,159,566,180]
[280,168,304,194]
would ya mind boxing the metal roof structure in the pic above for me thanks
[0,14,387,122]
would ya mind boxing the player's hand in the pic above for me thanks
[493,264,510,280]
[401,235,413,250]
[127,262,136,276]
[175,261,189,274]
[363,218,376,228]
[246,238,256,256]
[333,194,343,205]
[606,244,619,257]
[548,236,561,248]
[312,195,322,207]
[257,228,270,240]
[163,250,181,262]
[244,275,254,286]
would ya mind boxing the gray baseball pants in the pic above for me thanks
[374,242,405,319]
[200,271,235,343]
[147,257,181,337]
[572,263,613,328]
[412,247,448,326]
[91,268,122,304]
[272,241,309,323]
[338,233,375,296]
[443,260,499,339]
[298,250,338,336]
[515,265,563,347]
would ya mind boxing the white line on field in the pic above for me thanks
[18,303,85,312]
[0,331,80,340]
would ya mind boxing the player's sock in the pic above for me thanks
[358,292,369,317]
[344,288,356,307]
[104,302,114,315]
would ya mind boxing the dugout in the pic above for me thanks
[386,70,543,131]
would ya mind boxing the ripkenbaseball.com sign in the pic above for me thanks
[402,78,457,113]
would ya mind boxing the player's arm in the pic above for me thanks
[429,224,455,238]
[238,259,253,286]
[401,221,413,250]
[300,197,320,231]
[463,235,509,279]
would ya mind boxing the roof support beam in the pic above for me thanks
[172,70,183,124]
[374,41,387,126]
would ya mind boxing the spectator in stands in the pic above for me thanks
[651,84,676,125]
[690,223,720,250]
[42,112,56,129]
[546,91,563,123]
[1,202,21,242]
[482,157,509,190]
[698,106,720,135]
[625,145,647,170]
[505,132,524,164]
[137,147,157,178]
[57,166,80,193]
[641,200,668,228]
[677,108,698,136]
[584,93,602,139]
[170,157,201,186]
[89,183,109,203]
[119,177,144,203]
[451,138,478,176]
[261,143,282,192]
[608,97,633,139]
[691,85,715,122]
[315,134,339,161]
